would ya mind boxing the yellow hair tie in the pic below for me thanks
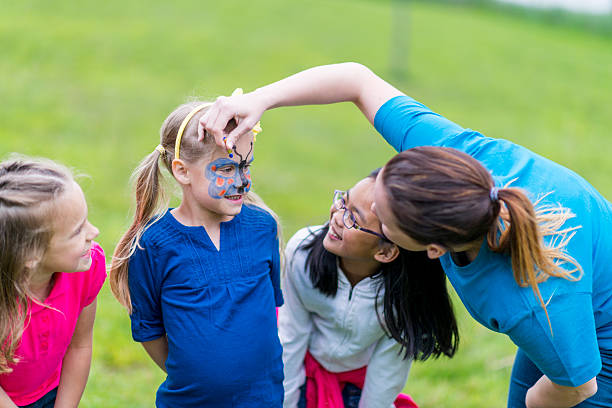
[231,88,262,142]
[155,144,166,158]
[175,103,212,160]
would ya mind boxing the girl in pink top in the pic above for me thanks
[0,157,106,408]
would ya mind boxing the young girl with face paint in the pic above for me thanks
[110,100,284,408]
[0,157,105,408]
[278,168,458,408]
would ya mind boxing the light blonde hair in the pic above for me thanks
[0,156,74,373]
[110,102,282,313]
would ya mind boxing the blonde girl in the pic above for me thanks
[0,157,105,408]
[110,100,283,408]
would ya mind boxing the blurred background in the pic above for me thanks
[1,0,611,406]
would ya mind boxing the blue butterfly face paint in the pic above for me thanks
[205,143,253,199]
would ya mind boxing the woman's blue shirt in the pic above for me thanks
[375,96,612,387]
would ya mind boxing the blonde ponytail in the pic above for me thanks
[110,150,168,312]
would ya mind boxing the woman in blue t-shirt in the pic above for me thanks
[199,63,612,407]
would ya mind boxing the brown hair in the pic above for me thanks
[382,146,582,331]
[0,156,73,373]
[110,102,282,312]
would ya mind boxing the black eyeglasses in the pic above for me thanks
[332,190,391,243]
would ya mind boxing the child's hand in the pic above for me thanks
[198,90,266,151]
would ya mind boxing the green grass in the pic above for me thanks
[1,0,611,406]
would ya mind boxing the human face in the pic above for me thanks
[332,190,390,242]
[372,169,428,252]
[323,177,386,260]
[184,132,254,218]
[38,182,100,276]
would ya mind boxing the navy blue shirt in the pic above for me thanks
[374,96,612,387]
[128,205,284,407]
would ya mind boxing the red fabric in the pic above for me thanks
[304,351,418,408]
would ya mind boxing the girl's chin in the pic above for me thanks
[322,235,340,255]
[75,257,93,272]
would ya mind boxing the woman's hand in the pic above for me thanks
[198,90,268,151]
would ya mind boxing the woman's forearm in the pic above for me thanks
[252,62,402,123]
[252,62,370,110]
[200,62,403,146]
[526,375,597,408]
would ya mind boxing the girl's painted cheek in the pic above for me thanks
[205,160,236,199]
[208,178,231,199]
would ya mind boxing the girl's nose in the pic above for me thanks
[87,222,100,241]
[329,204,338,218]
[330,207,343,226]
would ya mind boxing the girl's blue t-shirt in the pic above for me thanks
[374,95,612,387]
[128,205,284,408]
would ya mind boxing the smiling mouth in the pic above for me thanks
[224,194,243,201]
[328,226,342,240]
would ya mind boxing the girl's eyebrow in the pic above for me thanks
[346,189,364,221]
[210,158,237,166]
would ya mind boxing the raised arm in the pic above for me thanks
[199,62,404,149]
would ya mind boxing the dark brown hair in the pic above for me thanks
[382,146,582,331]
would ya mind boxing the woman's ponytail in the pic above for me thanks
[489,187,582,333]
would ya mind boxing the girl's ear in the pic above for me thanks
[172,159,190,185]
[25,256,41,270]
[373,243,400,264]
[426,244,447,259]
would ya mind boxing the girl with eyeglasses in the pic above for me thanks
[278,168,458,408]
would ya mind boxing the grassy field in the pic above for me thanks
[1,0,611,406]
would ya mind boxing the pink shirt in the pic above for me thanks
[0,242,106,406]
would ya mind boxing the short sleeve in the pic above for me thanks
[374,96,466,153]
[270,224,284,307]
[128,240,165,342]
[82,242,107,308]
[507,292,601,387]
